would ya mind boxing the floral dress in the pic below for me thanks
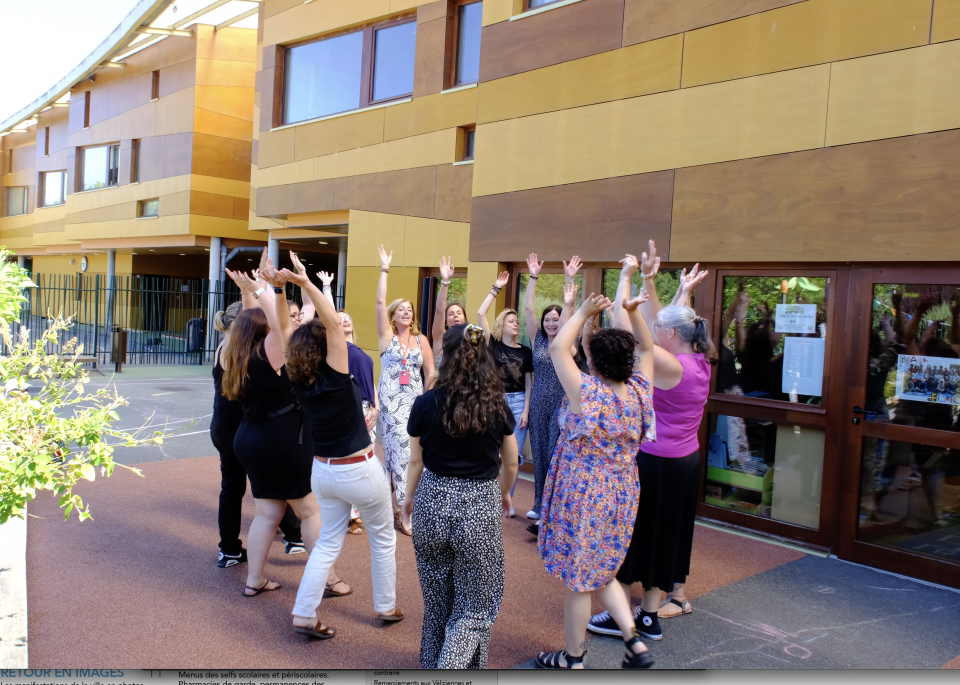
[379,334,424,504]
[538,372,656,592]
[530,330,567,514]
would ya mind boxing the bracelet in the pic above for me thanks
[641,272,655,281]
[529,275,538,280]
[273,286,284,294]
[440,279,451,286]
[322,284,332,290]
[491,284,502,292]
[381,268,389,273]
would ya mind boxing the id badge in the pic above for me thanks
[398,369,410,386]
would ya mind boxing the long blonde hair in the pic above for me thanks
[387,299,420,336]
[492,308,519,342]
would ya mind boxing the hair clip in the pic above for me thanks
[463,323,484,344]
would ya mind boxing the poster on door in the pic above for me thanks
[774,304,817,334]
[895,354,960,405]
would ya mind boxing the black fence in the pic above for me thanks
[6,273,347,366]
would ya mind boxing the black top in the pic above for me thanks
[347,343,376,404]
[239,342,299,423]
[212,346,243,428]
[407,388,515,480]
[490,339,533,394]
[292,361,371,458]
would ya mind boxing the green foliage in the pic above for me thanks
[720,275,828,347]
[516,273,583,346]
[0,247,163,524]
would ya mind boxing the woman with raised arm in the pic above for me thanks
[535,291,656,670]
[588,242,714,642]
[220,264,322,599]
[478,271,532,512]
[376,245,435,536]
[275,256,402,640]
[401,323,518,668]
[431,256,468,369]
[524,254,581,522]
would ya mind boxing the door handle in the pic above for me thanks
[852,406,868,415]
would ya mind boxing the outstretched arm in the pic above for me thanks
[279,266,349,375]
[612,253,639,333]
[433,256,455,347]
[288,252,316,322]
[524,253,543,339]
[226,268,262,311]
[557,257,581,331]
[376,245,393,354]
[550,294,612,414]
[257,258,291,371]
[638,240,662,336]
[317,270,336,308]
[672,264,709,308]
[622,293,655,381]
[478,271,510,343]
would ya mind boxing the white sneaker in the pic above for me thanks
[526,510,540,520]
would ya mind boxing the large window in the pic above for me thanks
[283,19,417,125]
[40,171,66,207]
[528,0,566,8]
[80,144,120,191]
[455,1,482,86]
[5,187,28,217]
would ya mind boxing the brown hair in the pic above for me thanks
[221,308,268,401]
[213,301,242,333]
[435,324,507,438]
[387,298,420,336]
[286,318,328,386]
[444,302,467,329]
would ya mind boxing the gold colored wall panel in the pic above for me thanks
[259,128,297,169]
[482,0,522,26]
[195,25,258,63]
[196,59,256,88]
[476,35,682,124]
[256,159,315,188]
[384,89,478,142]
[65,215,191,241]
[195,85,255,122]
[825,40,960,147]
[473,64,830,197]
[33,254,134,277]
[313,128,457,181]
[264,0,394,47]
[155,87,196,136]
[346,210,407,266]
[465,261,503,322]
[344,265,421,351]
[120,101,158,140]
[682,0,932,89]
[293,108,386,161]
[195,108,255,142]
[402,216,470,267]
[192,174,252,199]
[932,0,960,43]
[188,214,258,238]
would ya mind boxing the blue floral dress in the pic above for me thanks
[538,372,656,592]
[530,330,566,514]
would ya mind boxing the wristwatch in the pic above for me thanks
[252,287,264,299]
[273,286,284,294]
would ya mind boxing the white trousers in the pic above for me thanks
[292,453,397,618]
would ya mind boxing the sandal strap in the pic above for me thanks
[565,649,586,664]
[670,597,685,608]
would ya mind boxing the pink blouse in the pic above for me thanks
[641,353,710,457]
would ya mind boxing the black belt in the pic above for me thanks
[264,403,304,445]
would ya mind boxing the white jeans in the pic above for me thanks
[292,453,397,619]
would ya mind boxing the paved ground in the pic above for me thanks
[20,365,960,669]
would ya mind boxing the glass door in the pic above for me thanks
[839,268,960,588]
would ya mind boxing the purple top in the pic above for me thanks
[347,343,375,404]
[642,353,710,458]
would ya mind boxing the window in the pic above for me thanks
[5,187,28,217]
[151,70,160,100]
[455,2,482,86]
[40,171,66,207]
[43,127,50,156]
[459,126,476,161]
[528,0,566,7]
[138,199,159,218]
[80,144,121,190]
[83,91,91,129]
[131,139,141,183]
[283,18,417,125]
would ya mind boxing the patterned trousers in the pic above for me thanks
[412,469,505,669]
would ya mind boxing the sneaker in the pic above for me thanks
[587,610,623,637]
[526,522,539,536]
[635,608,663,641]
[285,540,306,555]
[526,510,540,520]
[217,549,247,568]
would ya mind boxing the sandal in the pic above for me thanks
[347,520,364,535]
[536,649,585,669]
[622,632,654,669]
[324,580,353,597]
[243,579,280,597]
[294,621,336,640]
[377,608,405,623]
[394,511,412,537]
[658,597,692,619]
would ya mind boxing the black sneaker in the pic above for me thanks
[217,549,247,568]
[587,609,622,637]
[635,608,663,641]
[285,540,306,555]
[526,522,539,537]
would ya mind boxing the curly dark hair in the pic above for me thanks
[286,318,328,386]
[435,324,508,438]
[588,328,637,383]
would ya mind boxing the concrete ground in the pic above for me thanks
[18,365,960,669]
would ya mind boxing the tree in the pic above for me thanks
[0,248,162,523]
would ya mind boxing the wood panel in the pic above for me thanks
[119,101,157,140]
[194,109,255,142]
[825,40,960,147]
[313,127,456,181]
[932,0,960,43]
[256,158,315,188]
[263,0,394,46]
[265,0,303,18]
[190,190,236,219]
[681,0,932,88]
[256,179,337,217]
[334,166,438,218]
[161,132,195,179]
[346,210,408,266]
[478,0,625,82]
[195,85,255,122]
[293,108,385,161]
[192,133,251,182]
[403,215,470,266]
[384,88,477,141]
[469,171,674,262]
[670,130,960,262]
[417,0,448,23]
[481,0,522,26]
[476,35,682,124]
[473,63,830,197]
[195,25,257,63]
[413,16,448,97]
[158,59,198,99]
[258,127,296,169]
[434,162,473,222]
[155,86,195,135]
[344,265,421,350]
[623,0,806,47]
[196,59,256,88]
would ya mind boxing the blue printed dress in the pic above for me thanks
[538,372,656,592]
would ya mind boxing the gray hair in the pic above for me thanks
[657,305,717,362]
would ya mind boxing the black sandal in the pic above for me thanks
[658,596,692,618]
[536,649,586,669]
[243,579,280,597]
[623,632,654,669]
[294,621,336,640]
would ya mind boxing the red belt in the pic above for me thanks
[315,450,373,465]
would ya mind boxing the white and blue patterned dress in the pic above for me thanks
[378,334,424,503]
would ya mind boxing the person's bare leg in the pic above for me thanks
[561,589,591,667]
[641,585,663,613]
[289,494,348,592]
[596,581,648,657]
[245,498,285,594]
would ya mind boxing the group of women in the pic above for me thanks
[208,240,714,670]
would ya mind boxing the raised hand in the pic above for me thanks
[258,247,270,275]
[527,253,543,278]
[621,292,651,312]
[290,251,307,277]
[563,282,579,307]
[679,264,709,298]
[620,254,640,279]
[736,291,751,322]
[379,245,393,269]
[276,268,303,287]
[251,268,261,282]
[563,255,582,282]
[317,271,334,287]
[640,240,660,278]
[578,293,613,318]
[226,268,257,295]
[439,256,455,282]
[495,270,510,289]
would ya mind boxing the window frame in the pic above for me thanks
[451,0,483,88]
[131,139,141,183]
[78,143,121,192]
[39,171,67,208]
[457,125,476,162]
[280,13,417,127]
[138,198,159,218]
[526,0,567,9]
[4,186,29,217]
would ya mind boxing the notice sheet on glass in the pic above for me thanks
[782,336,825,396]
[895,354,960,406]
[775,304,817,334]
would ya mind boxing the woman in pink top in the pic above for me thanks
[587,241,715,643]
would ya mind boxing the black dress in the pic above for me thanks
[233,341,313,500]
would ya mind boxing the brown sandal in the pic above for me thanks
[294,621,336,640]
[324,580,353,597]
[377,608,404,622]
[394,511,412,537]
[243,579,280,597]
[347,519,364,535]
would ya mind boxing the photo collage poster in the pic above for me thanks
[896,354,960,406]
